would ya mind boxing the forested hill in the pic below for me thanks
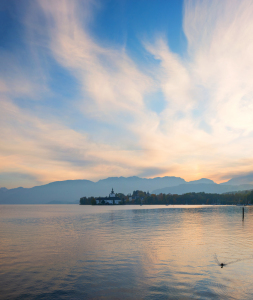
[81,190,253,206]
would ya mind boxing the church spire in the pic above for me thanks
[109,188,115,197]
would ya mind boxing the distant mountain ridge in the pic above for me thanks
[0,175,253,204]
[0,187,8,193]
[152,183,253,195]
[220,174,253,186]
[186,178,215,185]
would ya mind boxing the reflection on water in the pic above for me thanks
[0,205,253,299]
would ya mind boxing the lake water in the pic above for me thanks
[1,205,253,299]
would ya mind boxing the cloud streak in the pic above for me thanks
[1,0,253,188]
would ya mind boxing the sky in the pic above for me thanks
[1,0,253,188]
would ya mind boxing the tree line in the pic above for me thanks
[80,189,253,205]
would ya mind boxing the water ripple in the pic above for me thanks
[1,205,253,299]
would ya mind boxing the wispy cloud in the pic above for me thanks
[1,0,253,188]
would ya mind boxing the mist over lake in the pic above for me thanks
[1,205,253,299]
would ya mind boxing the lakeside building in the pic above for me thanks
[96,188,121,205]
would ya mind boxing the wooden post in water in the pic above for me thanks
[242,206,244,220]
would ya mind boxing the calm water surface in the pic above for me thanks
[1,205,253,299]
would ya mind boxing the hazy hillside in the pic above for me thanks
[152,183,253,195]
[0,176,185,204]
[220,173,253,185]
[187,178,215,184]
[1,176,253,204]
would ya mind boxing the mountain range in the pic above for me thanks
[0,175,253,204]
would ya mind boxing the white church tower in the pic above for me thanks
[109,188,115,198]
